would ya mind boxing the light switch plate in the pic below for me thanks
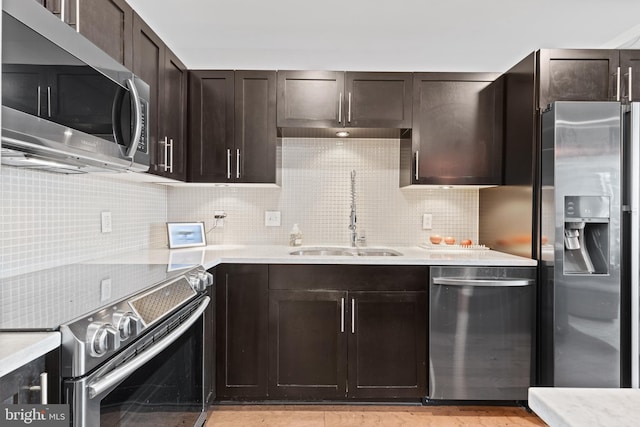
[101,211,112,233]
[265,211,281,227]
[422,213,433,230]
[100,278,112,301]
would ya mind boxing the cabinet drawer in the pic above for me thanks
[269,264,428,291]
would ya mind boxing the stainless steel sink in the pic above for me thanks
[355,248,403,256]
[289,247,402,256]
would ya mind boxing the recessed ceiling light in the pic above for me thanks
[336,131,350,137]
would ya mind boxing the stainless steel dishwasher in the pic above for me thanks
[428,266,536,401]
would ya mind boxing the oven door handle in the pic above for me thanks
[87,296,209,399]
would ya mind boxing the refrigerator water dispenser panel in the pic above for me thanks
[563,195,610,275]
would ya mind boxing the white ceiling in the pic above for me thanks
[126,0,640,72]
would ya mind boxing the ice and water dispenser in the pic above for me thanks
[563,195,610,275]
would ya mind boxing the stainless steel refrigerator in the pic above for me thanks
[539,101,639,388]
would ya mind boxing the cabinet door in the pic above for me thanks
[348,291,427,399]
[155,49,187,180]
[216,264,269,399]
[66,0,133,69]
[412,73,503,185]
[188,70,234,182]
[234,71,277,183]
[619,50,640,102]
[269,290,348,399]
[132,14,165,177]
[345,72,412,128]
[277,70,344,128]
[538,49,619,108]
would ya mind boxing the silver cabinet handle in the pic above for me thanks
[159,136,168,171]
[348,92,352,123]
[168,138,174,173]
[37,86,41,117]
[616,66,621,102]
[226,149,231,179]
[433,277,534,287]
[351,298,355,334]
[60,0,65,22]
[630,67,634,102]
[47,86,51,117]
[415,151,419,181]
[40,372,48,404]
[76,0,80,33]
[28,372,48,404]
[236,149,240,179]
[338,92,343,123]
[340,298,345,333]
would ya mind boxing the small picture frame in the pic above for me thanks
[167,222,206,249]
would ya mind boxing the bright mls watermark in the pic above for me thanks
[0,405,68,426]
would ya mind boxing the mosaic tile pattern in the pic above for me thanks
[168,138,478,247]
[0,167,167,278]
[1,138,479,278]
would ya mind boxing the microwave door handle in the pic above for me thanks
[87,296,210,399]
[124,78,143,159]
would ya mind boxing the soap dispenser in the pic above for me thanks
[289,224,303,246]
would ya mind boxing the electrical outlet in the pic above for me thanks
[214,211,226,228]
[422,213,433,230]
[100,278,112,301]
[265,211,281,227]
[101,211,112,233]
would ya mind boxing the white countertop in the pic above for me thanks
[529,387,640,427]
[0,332,61,377]
[91,244,537,268]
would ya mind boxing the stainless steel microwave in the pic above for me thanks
[1,0,150,174]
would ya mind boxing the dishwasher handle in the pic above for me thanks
[432,277,533,287]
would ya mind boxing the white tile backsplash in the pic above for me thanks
[0,167,167,278]
[168,138,478,247]
[1,138,478,278]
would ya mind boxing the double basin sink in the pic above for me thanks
[289,246,402,257]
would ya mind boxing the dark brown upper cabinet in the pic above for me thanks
[402,73,503,187]
[154,49,188,180]
[538,49,619,108]
[617,50,640,103]
[277,71,412,130]
[132,15,188,181]
[132,14,164,178]
[36,0,135,69]
[188,70,277,184]
[538,49,640,108]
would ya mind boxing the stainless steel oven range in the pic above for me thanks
[60,265,212,427]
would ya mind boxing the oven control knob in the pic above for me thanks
[201,271,214,287]
[189,272,213,292]
[113,311,142,340]
[87,322,120,357]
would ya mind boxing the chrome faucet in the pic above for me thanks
[349,170,357,247]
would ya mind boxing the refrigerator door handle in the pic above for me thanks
[630,103,640,388]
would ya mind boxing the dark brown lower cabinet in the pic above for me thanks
[215,264,268,400]
[268,265,428,401]
[348,291,427,399]
[269,290,347,399]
